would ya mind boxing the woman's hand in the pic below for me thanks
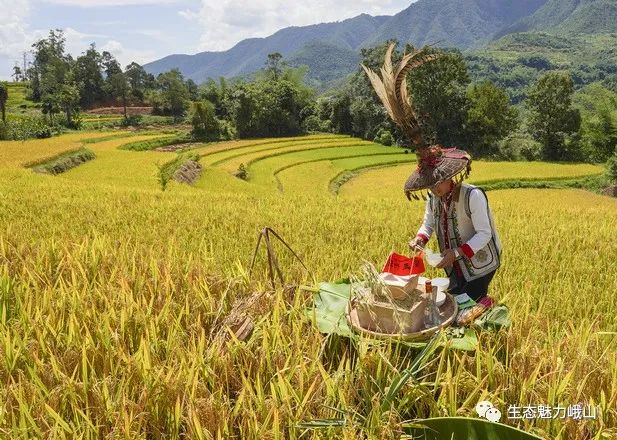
[436,249,456,268]
[408,237,426,253]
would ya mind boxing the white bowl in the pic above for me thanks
[424,249,443,267]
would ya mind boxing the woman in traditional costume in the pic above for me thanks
[362,43,502,325]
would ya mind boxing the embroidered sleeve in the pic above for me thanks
[416,197,434,241]
[464,189,493,253]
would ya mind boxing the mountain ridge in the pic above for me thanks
[144,0,616,85]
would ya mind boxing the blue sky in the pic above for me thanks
[0,0,414,80]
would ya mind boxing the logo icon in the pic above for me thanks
[476,400,501,422]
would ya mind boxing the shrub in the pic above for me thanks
[373,128,394,146]
[157,152,201,191]
[30,148,96,174]
[302,115,321,133]
[497,133,542,161]
[120,132,191,151]
[190,101,221,141]
[219,119,236,140]
[234,163,248,180]
[1,115,54,140]
[120,115,143,127]
[607,152,617,183]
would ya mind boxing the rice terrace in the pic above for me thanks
[2,0,617,438]
[0,127,615,438]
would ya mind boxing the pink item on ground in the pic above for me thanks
[478,296,495,308]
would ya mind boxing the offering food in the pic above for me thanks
[424,248,443,267]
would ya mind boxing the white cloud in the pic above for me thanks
[42,0,179,6]
[128,29,166,41]
[178,9,199,21]
[184,0,412,52]
[0,0,32,57]
[100,40,157,67]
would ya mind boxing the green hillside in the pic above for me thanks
[288,41,359,82]
[363,0,547,50]
[466,32,617,102]
[144,0,549,83]
[499,0,617,36]
[5,82,38,113]
[144,14,387,82]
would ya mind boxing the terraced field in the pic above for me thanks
[0,131,127,168]
[0,130,615,439]
[5,82,38,112]
[339,161,605,198]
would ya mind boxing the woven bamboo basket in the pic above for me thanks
[345,291,458,342]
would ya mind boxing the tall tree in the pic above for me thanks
[405,45,471,147]
[265,52,284,81]
[108,71,130,118]
[125,62,150,102]
[12,65,22,82]
[330,92,353,135]
[0,82,8,123]
[186,79,199,101]
[58,80,80,126]
[39,55,73,123]
[74,43,104,108]
[584,105,617,162]
[101,51,122,102]
[101,51,122,77]
[190,100,220,140]
[229,84,254,138]
[466,81,519,157]
[200,78,223,116]
[157,69,189,121]
[29,29,68,102]
[528,72,582,161]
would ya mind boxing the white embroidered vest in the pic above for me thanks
[429,183,502,281]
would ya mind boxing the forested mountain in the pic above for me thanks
[144,0,617,87]
[362,0,547,50]
[144,14,387,82]
[144,0,551,83]
[498,0,617,37]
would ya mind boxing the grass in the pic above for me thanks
[119,132,192,151]
[277,154,413,194]
[80,115,178,130]
[0,132,615,438]
[5,82,39,114]
[29,147,96,175]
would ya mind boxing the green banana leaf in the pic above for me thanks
[306,282,353,337]
[473,304,511,329]
[404,417,544,440]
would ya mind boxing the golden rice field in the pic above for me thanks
[340,162,606,199]
[0,130,615,439]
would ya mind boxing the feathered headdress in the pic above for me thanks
[362,42,472,201]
